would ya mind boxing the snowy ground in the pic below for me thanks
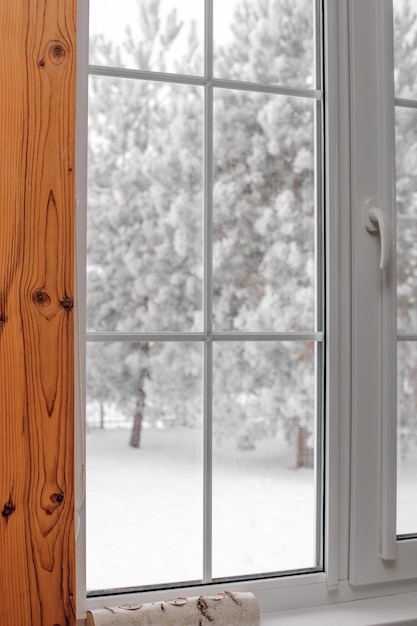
[86,426,316,591]
[398,449,417,536]
[86,425,417,592]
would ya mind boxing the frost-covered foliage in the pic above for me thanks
[88,1,204,447]
[86,0,317,460]
[87,0,417,459]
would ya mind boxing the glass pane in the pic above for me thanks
[87,77,204,332]
[86,342,203,590]
[213,0,316,89]
[213,91,315,332]
[89,0,204,76]
[394,0,417,100]
[212,341,317,578]
[396,107,417,333]
[397,341,417,536]
[395,3,417,540]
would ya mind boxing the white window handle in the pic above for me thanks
[365,203,396,560]
[365,205,391,270]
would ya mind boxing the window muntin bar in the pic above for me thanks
[89,64,323,99]
[203,0,214,582]
[86,332,325,342]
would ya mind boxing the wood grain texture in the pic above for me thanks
[0,1,76,624]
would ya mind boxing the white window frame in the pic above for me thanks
[75,1,417,623]
[349,0,417,586]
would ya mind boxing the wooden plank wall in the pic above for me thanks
[0,0,76,624]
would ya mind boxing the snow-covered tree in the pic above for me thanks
[87,0,417,464]
[211,0,315,459]
[87,0,317,462]
[87,1,203,446]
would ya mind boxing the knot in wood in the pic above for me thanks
[49,42,66,65]
[61,298,73,311]
[1,502,15,517]
[52,45,64,56]
[38,59,45,67]
[50,492,64,505]
[33,290,50,306]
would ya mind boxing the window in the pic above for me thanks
[85,0,323,592]
[76,0,417,621]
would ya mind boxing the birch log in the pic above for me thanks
[86,591,259,626]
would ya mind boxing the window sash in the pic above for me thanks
[76,0,332,616]
[348,0,417,585]
[349,0,398,583]
[75,0,417,620]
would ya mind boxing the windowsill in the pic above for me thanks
[79,584,417,626]
[261,590,417,626]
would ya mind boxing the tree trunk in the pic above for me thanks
[129,367,147,448]
[86,592,259,626]
[100,401,105,429]
[129,408,143,448]
[296,425,314,468]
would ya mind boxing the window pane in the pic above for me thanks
[394,0,417,100]
[212,341,317,578]
[86,342,203,590]
[395,1,417,540]
[87,77,204,332]
[213,91,315,332]
[397,341,417,536]
[86,0,323,594]
[396,107,417,333]
[89,0,204,76]
[213,0,316,88]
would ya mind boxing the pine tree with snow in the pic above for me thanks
[87,0,417,463]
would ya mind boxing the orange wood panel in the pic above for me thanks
[0,0,76,624]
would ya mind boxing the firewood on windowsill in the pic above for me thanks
[86,591,260,626]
